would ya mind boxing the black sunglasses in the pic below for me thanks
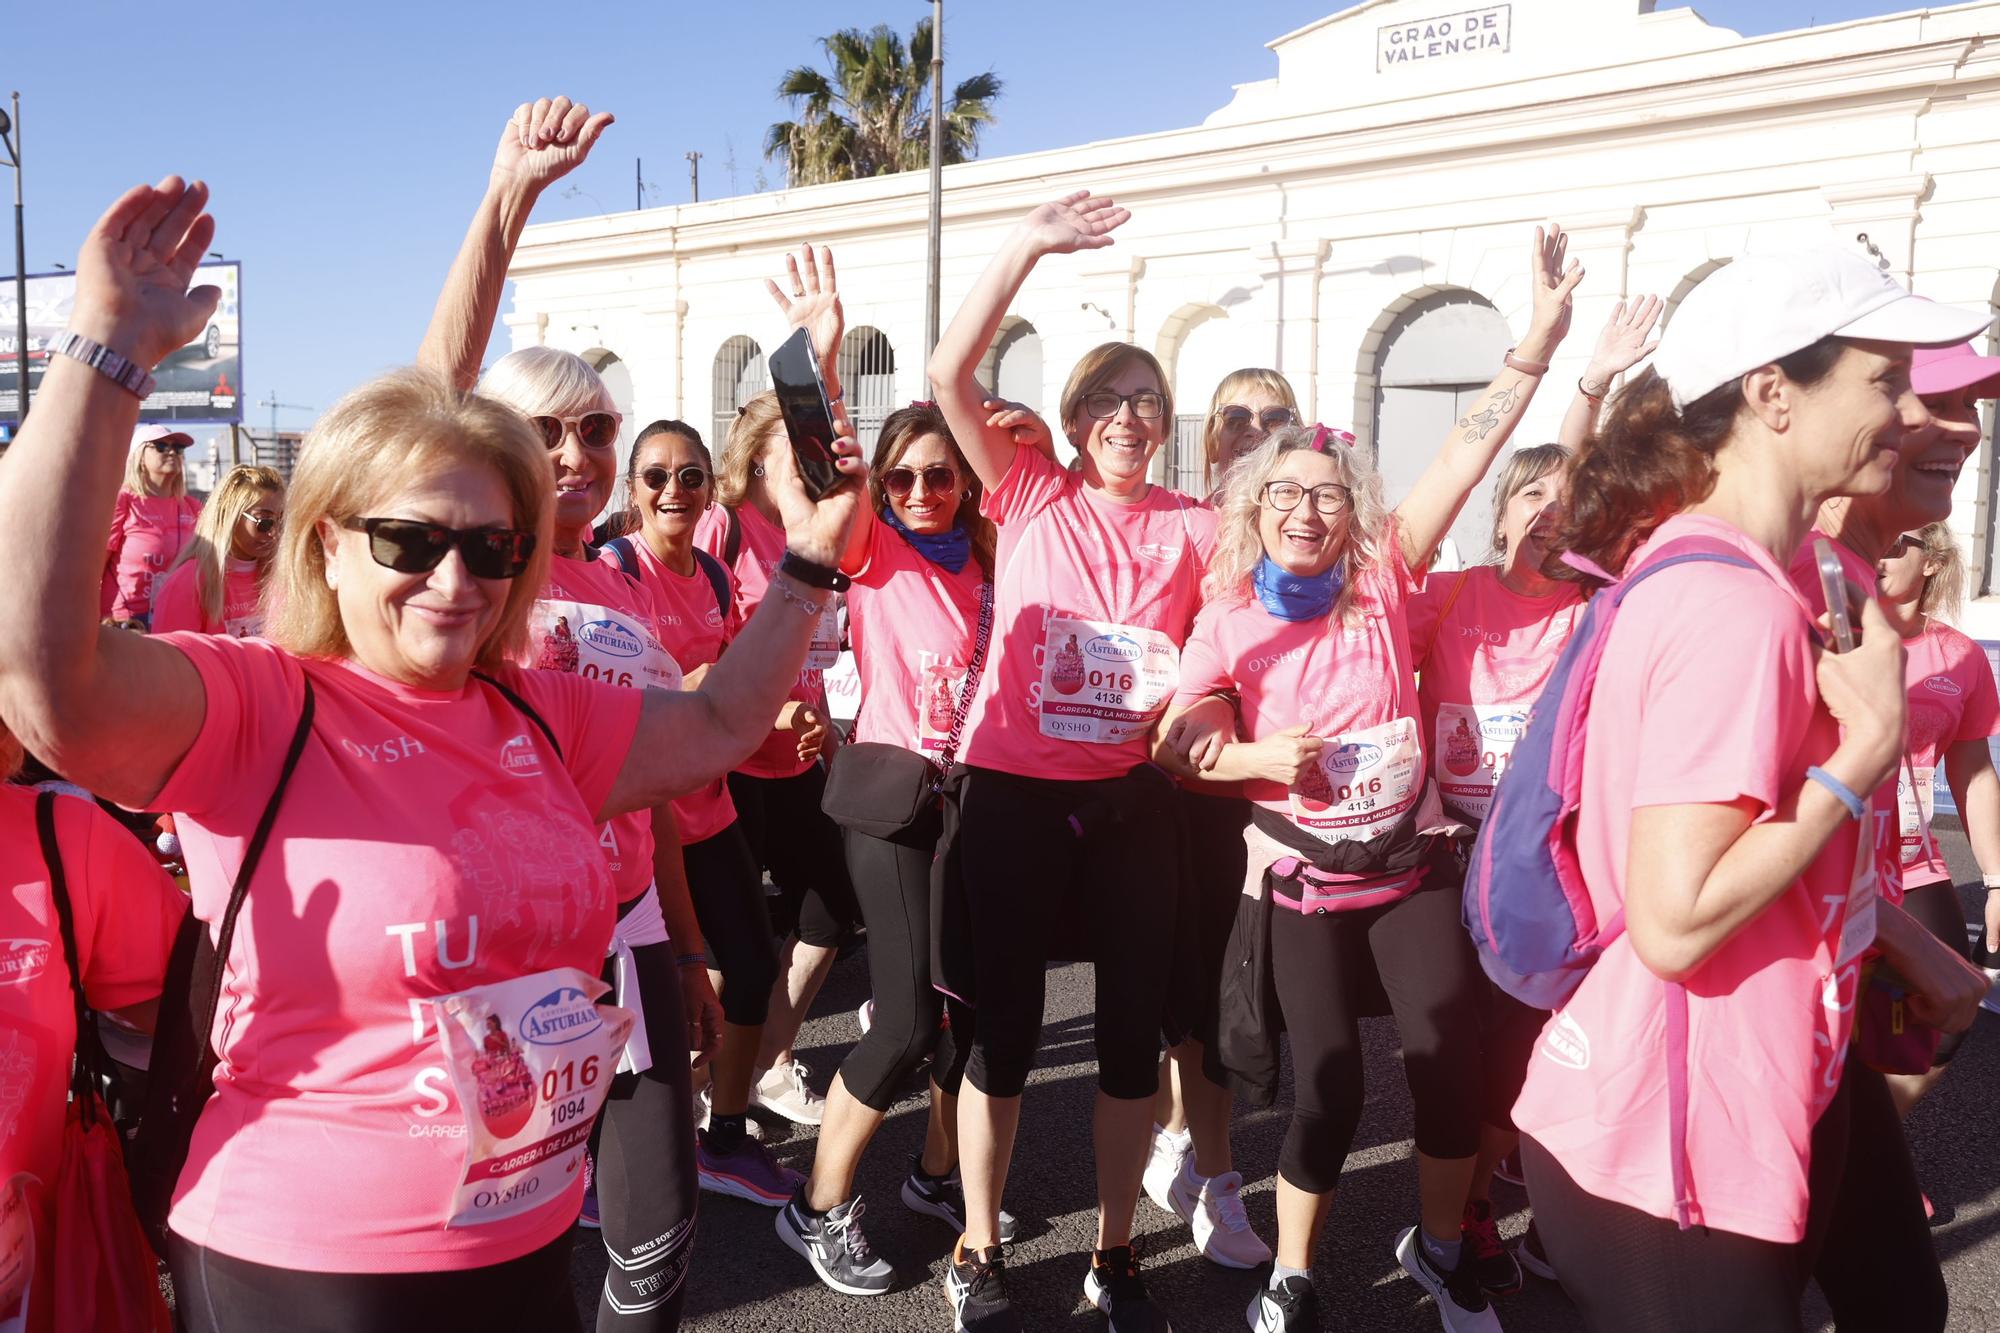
[882,464,958,497]
[639,465,710,492]
[339,517,536,580]
[146,441,191,455]
[529,412,621,451]
[244,511,281,535]
[1216,405,1295,433]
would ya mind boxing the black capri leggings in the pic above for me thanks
[838,814,972,1111]
[682,822,778,1027]
[728,766,860,948]
[1168,790,1251,1051]
[1268,881,1484,1193]
[1479,984,1547,1131]
[957,765,1179,1101]
[1902,880,1976,1064]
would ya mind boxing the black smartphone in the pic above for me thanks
[767,328,844,501]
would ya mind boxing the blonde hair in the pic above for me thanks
[1488,444,1571,559]
[262,369,553,669]
[1205,425,1393,623]
[1916,521,1967,621]
[1058,343,1175,452]
[163,465,284,628]
[123,435,189,499]
[478,346,613,420]
[1202,368,1300,484]
[716,391,784,509]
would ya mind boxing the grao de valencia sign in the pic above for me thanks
[1378,4,1512,69]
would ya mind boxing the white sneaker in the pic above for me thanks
[1177,1167,1272,1270]
[857,999,875,1035]
[1395,1225,1503,1332]
[1142,1123,1192,1214]
[752,1059,826,1126]
[694,1086,763,1140]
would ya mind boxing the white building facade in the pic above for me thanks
[507,0,2000,618]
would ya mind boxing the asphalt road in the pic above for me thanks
[570,827,2000,1332]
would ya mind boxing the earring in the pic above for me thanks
[752,464,766,478]
[962,489,973,501]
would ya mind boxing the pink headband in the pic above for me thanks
[1307,424,1357,452]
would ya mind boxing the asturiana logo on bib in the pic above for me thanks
[519,987,605,1046]
[1924,675,1962,697]
[1327,742,1382,775]
[578,619,643,659]
[499,734,543,778]
[1085,633,1144,665]
[0,939,51,985]
[1480,712,1529,743]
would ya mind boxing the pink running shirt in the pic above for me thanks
[627,536,744,843]
[103,492,200,622]
[1408,566,1582,822]
[696,504,828,780]
[1896,622,2000,889]
[149,560,265,638]
[152,634,640,1272]
[1511,514,1895,1245]
[960,448,1215,781]
[845,511,986,753]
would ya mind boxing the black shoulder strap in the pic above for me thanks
[471,670,565,764]
[603,536,641,582]
[36,791,104,1115]
[692,549,733,624]
[723,507,742,568]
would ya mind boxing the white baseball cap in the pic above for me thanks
[132,424,194,448]
[1651,250,1994,408]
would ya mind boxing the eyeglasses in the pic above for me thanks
[146,441,191,455]
[339,517,536,580]
[1261,480,1352,516]
[244,511,281,536]
[638,465,709,492]
[1216,406,1295,433]
[881,464,958,497]
[529,412,621,451]
[1082,391,1166,420]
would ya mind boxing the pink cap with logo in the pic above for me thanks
[131,424,194,448]
[1912,342,2000,399]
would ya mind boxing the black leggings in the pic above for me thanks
[1479,984,1546,1132]
[728,766,860,949]
[838,817,972,1111]
[1525,1059,1943,1333]
[957,765,1179,1101]
[1168,790,1251,1050]
[1268,882,1484,1193]
[682,822,777,1027]
[168,1231,579,1333]
[591,938,698,1330]
[1902,880,1975,1064]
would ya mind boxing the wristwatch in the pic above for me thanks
[779,550,851,593]
[50,332,156,400]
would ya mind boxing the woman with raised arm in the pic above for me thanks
[1554,295,1662,451]
[150,464,284,637]
[1156,225,1580,1333]
[104,425,202,628]
[0,171,862,1332]
[925,191,1218,1333]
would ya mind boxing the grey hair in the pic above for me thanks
[478,346,613,419]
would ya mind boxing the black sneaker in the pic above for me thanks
[1394,1226,1501,1332]
[776,1188,895,1296]
[1247,1272,1319,1331]
[945,1239,1021,1333]
[901,1156,1021,1243]
[1460,1199,1522,1296]
[1083,1244,1174,1331]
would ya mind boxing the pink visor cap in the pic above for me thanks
[1913,342,2000,399]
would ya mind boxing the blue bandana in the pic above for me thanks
[1253,555,1342,621]
[883,508,971,574]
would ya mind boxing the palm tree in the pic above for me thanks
[765,19,1002,187]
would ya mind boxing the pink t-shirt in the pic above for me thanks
[696,504,829,780]
[846,512,986,753]
[153,634,641,1272]
[960,448,1216,781]
[1897,622,2000,889]
[628,537,743,843]
[103,493,200,622]
[1512,514,1895,1245]
[149,560,265,638]
[0,787,184,1333]
[1408,566,1582,822]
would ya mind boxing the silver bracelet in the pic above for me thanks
[770,576,828,618]
[1982,873,2000,890]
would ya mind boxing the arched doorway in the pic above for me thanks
[1166,307,1246,492]
[839,327,897,450]
[712,335,770,458]
[982,317,1049,459]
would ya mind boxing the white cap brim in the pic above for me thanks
[1839,295,1993,348]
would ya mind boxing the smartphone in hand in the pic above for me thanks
[767,328,845,501]
[1815,538,1856,653]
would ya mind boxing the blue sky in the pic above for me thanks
[11,0,1911,437]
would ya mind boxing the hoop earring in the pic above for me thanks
[752,464,766,478]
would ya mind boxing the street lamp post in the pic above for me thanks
[0,94,26,422]
[925,0,943,357]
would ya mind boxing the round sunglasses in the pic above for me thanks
[339,517,536,580]
[530,411,621,451]
[638,465,710,492]
[881,464,958,497]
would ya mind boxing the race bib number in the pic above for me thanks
[1897,766,1936,867]
[431,968,634,1229]
[531,599,684,691]
[806,597,843,672]
[1037,615,1180,746]
[1433,702,1529,822]
[1290,716,1423,845]
[916,661,969,754]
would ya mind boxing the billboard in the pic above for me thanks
[0,260,242,424]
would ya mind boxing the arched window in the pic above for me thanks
[838,327,897,450]
[1370,289,1512,565]
[981,318,1043,413]
[1166,306,1246,493]
[712,336,770,457]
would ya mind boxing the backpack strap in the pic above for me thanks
[692,549,733,626]
[723,507,742,568]
[471,670,565,764]
[36,791,111,1119]
[602,536,642,582]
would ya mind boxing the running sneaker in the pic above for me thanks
[776,1188,896,1296]
[752,1058,826,1125]
[1247,1273,1318,1332]
[1460,1200,1520,1296]
[945,1239,1021,1333]
[1142,1123,1192,1213]
[697,1128,804,1206]
[1515,1222,1557,1282]
[1166,1161,1272,1269]
[694,1086,763,1140]
[1491,1151,1525,1188]
[900,1157,1020,1243]
[1395,1225,1503,1332]
[857,999,875,1035]
[577,1151,601,1230]
[1083,1244,1174,1331]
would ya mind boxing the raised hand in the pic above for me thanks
[1017,190,1130,258]
[764,245,844,376]
[1522,223,1585,359]
[760,404,867,570]
[491,96,614,198]
[982,398,1054,457]
[71,177,222,370]
[1583,295,1664,392]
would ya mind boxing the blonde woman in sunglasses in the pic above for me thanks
[151,464,285,637]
